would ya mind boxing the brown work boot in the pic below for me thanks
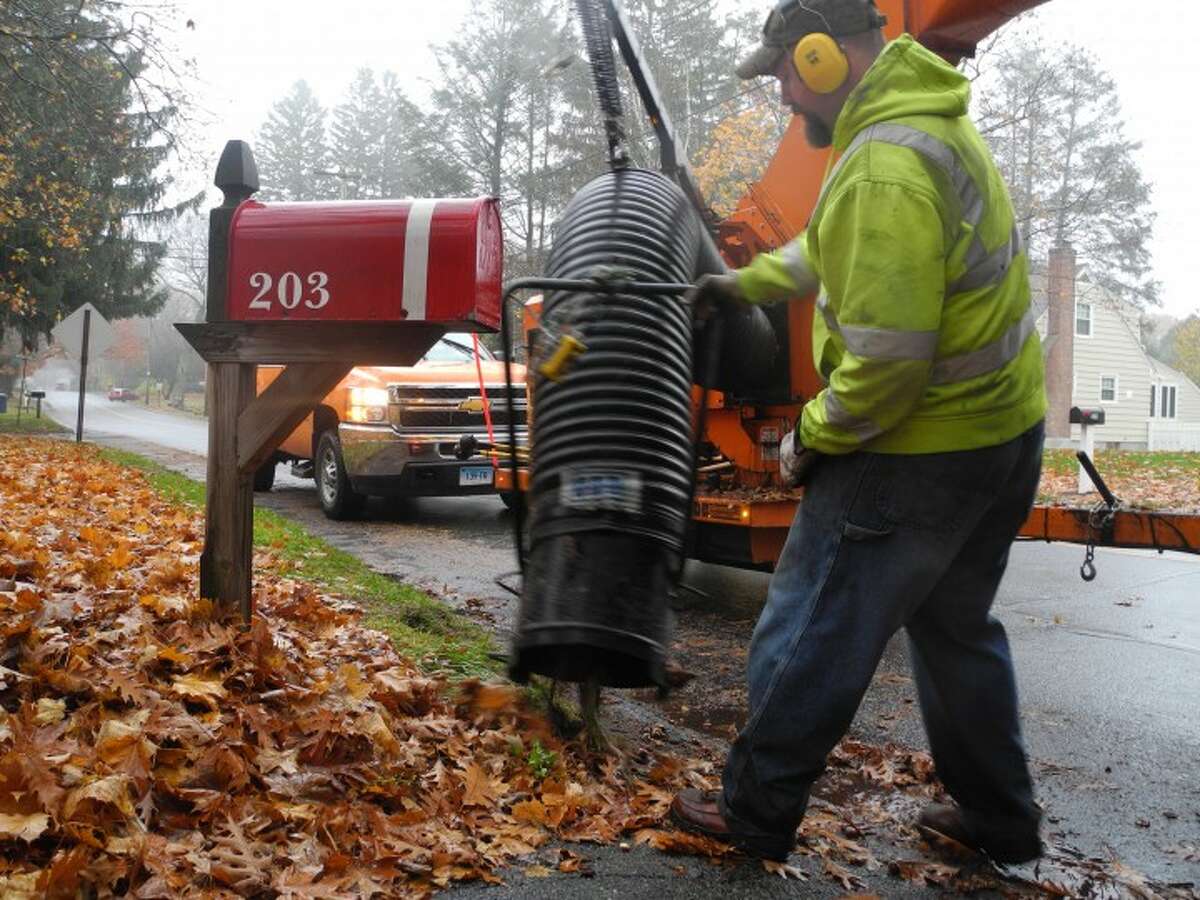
[669,789,792,861]
[918,803,1042,865]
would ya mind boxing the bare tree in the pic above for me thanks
[161,211,209,322]
[971,29,1158,306]
[156,212,209,405]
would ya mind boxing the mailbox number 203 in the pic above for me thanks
[247,271,330,311]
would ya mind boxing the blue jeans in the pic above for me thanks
[720,422,1044,856]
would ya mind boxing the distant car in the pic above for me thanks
[108,387,136,401]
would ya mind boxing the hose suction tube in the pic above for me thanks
[510,168,700,689]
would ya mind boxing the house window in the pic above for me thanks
[1076,302,1092,336]
[1158,384,1177,419]
[1150,384,1156,417]
[1100,375,1117,402]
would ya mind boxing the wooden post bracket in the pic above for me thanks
[236,362,352,476]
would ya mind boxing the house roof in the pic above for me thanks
[1147,354,1200,391]
[1022,257,1200,397]
[1028,265,1143,335]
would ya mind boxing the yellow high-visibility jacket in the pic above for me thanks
[739,34,1046,455]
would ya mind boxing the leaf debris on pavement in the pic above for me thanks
[0,437,1192,898]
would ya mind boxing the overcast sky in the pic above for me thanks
[177,0,1197,318]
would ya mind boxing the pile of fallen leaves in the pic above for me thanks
[0,438,730,896]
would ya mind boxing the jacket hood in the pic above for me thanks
[832,34,969,151]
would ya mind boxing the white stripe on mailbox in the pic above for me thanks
[402,199,438,320]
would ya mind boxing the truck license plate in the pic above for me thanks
[459,465,494,487]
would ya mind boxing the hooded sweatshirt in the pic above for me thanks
[737,34,1046,455]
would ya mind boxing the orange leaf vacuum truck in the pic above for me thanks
[501,0,1200,577]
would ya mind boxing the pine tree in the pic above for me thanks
[329,69,386,198]
[0,0,192,352]
[430,0,545,198]
[377,72,472,199]
[255,81,332,201]
[424,0,761,277]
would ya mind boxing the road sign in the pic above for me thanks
[51,304,113,443]
[52,303,115,359]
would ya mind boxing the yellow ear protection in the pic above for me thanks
[771,0,886,94]
[791,31,850,94]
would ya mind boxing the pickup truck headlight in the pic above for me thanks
[347,387,389,424]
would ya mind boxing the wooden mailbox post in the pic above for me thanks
[178,140,503,618]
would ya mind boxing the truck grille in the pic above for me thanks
[388,384,527,430]
[398,407,526,428]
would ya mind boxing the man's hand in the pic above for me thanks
[685,273,749,323]
[780,430,820,488]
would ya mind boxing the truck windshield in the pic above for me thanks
[421,334,495,362]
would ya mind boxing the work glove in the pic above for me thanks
[685,273,750,324]
[780,429,820,488]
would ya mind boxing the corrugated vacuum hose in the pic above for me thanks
[509,168,700,689]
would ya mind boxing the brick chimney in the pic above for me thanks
[1044,243,1076,439]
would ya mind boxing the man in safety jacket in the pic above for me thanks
[672,0,1047,865]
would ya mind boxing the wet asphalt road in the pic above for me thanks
[42,394,1200,894]
[42,390,211,456]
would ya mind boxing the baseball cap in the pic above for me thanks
[735,0,887,80]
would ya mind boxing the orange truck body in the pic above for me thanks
[258,360,516,463]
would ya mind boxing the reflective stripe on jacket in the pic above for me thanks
[737,34,1046,455]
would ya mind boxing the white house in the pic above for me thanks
[1035,262,1200,450]
[1146,355,1200,451]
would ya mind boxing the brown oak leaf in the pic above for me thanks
[462,763,499,808]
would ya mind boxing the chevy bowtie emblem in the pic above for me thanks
[457,398,485,412]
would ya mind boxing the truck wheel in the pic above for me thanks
[252,456,277,492]
[316,431,365,520]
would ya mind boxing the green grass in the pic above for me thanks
[98,447,500,679]
[1043,448,1200,478]
[0,407,68,434]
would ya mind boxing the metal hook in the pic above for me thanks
[1080,544,1097,582]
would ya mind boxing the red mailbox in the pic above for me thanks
[226,198,502,329]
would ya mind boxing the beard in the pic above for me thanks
[801,112,834,149]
